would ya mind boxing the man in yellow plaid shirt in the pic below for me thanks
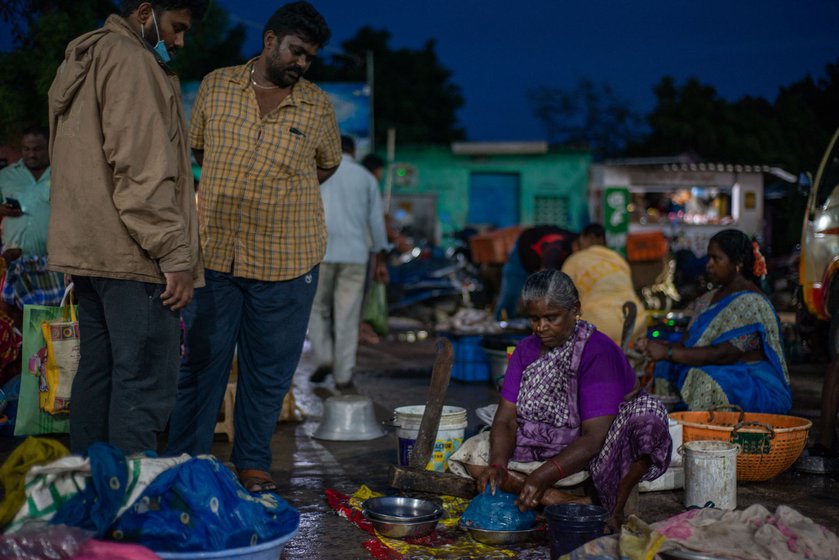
[166,1,341,493]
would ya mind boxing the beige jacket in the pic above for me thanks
[47,15,203,285]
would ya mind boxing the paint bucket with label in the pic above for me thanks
[393,405,468,471]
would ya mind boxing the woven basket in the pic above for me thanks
[670,405,811,481]
[468,226,524,264]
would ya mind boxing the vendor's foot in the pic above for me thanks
[541,488,592,507]
[238,469,279,494]
[310,366,332,384]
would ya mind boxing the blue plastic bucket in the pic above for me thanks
[156,523,299,560]
[544,503,608,559]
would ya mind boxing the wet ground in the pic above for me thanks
[1,329,836,559]
[209,333,838,560]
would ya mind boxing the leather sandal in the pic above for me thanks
[238,469,279,494]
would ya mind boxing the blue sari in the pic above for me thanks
[654,290,791,413]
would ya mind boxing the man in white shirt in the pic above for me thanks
[309,135,389,389]
[0,126,64,315]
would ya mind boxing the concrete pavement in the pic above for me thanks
[0,333,834,558]
[209,336,839,560]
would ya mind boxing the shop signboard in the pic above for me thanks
[321,82,372,156]
[604,187,629,255]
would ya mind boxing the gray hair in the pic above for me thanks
[521,270,579,310]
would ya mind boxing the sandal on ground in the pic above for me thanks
[238,469,279,494]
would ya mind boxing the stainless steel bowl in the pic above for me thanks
[660,551,727,560]
[793,452,839,474]
[363,508,441,523]
[362,496,443,522]
[459,521,545,546]
[312,395,385,441]
[366,516,440,539]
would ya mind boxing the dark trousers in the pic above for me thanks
[165,267,318,471]
[70,275,181,455]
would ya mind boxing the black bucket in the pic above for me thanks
[544,503,608,559]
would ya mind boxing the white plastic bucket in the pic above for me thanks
[679,440,740,510]
[394,405,468,472]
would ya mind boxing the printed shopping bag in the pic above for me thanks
[40,288,80,415]
[14,289,76,435]
[361,281,389,336]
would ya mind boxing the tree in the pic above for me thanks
[169,4,245,82]
[0,0,116,142]
[625,77,783,165]
[308,27,465,146]
[527,79,643,159]
[627,60,839,174]
[0,0,244,144]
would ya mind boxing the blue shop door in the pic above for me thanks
[468,173,520,227]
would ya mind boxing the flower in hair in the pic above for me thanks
[752,241,767,278]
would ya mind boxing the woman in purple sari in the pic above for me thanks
[449,270,671,530]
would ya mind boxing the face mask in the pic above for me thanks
[143,10,171,63]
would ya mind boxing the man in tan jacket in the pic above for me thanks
[47,0,206,455]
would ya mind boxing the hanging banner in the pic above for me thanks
[603,187,629,256]
[321,82,371,156]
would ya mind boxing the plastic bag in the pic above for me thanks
[15,304,74,435]
[0,524,91,559]
[361,282,389,336]
[460,486,536,531]
[40,288,80,415]
[111,456,299,553]
[73,539,162,560]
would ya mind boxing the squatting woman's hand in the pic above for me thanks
[515,468,553,511]
[477,464,507,496]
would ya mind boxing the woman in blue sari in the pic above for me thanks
[639,229,791,413]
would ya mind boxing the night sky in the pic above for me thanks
[2,1,838,141]
[215,0,839,142]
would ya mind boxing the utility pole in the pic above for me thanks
[384,128,396,212]
[366,49,375,153]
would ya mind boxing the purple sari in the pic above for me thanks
[513,321,672,512]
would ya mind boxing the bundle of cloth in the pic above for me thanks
[0,438,298,555]
[564,504,839,560]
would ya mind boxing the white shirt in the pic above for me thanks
[320,153,389,263]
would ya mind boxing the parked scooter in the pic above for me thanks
[386,243,484,325]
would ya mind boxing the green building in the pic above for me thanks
[384,142,592,245]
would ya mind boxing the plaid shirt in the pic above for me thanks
[190,59,341,281]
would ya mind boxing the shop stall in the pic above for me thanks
[589,161,776,256]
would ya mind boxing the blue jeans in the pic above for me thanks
[165,267,318,471]
[70,276,181,455]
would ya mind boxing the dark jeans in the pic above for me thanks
[70,275,181,455]
[165,267,318,471]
